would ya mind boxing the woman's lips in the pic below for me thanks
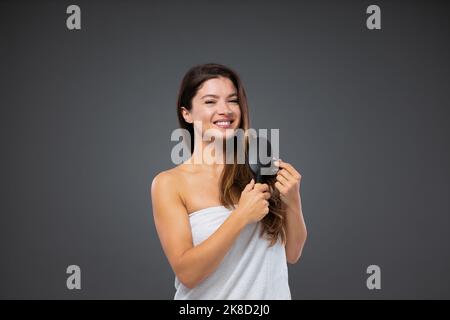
[213,120,232,129]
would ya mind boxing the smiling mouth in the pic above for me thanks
[213,120,234,129]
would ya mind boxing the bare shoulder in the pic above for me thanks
[150,166,187,213]
[151,167,179,190]
[151,168,180,196]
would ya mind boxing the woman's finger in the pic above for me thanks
[254,183,269,192]
[274,181,287,194]
[243,179,255,193]
[277,169,294,182]
[275,160,301,180]
[276,174,290,186]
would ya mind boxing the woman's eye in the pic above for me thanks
[229,100,239,104]
[205,101,216,104]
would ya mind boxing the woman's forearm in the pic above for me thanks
[175,209,247,288]
[285,195,307,264]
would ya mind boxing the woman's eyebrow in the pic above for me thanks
[201,93,238,99]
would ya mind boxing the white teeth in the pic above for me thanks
[216,121,230,126]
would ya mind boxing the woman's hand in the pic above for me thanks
[274,159,302,210]
[235,179,272,225]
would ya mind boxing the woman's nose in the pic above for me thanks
[217,101,233,115]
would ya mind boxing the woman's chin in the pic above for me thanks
[205,127,237,140]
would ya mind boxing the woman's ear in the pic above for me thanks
[181,106,193,124]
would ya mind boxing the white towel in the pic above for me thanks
[174,205,291,300]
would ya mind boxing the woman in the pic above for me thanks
[150,63,307,299]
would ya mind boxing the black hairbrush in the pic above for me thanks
[247,133,279,183]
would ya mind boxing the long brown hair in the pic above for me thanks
[176,63,287,246]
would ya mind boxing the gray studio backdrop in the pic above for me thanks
[1,0,449,299]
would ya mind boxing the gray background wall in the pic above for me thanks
[1,0,449,299]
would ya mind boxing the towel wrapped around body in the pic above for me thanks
[174,205,291,300]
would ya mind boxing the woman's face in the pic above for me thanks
[182,76,242,141]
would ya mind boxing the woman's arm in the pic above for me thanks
[150,171,247,289]
[284,194,307,264]
[274,160,308,264]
